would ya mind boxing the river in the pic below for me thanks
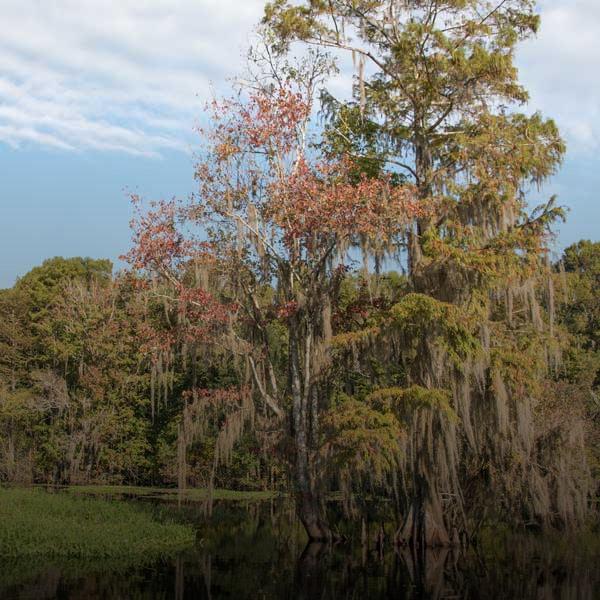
[1,497,598,599]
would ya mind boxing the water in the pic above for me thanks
[1,499,599,599]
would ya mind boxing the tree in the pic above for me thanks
[561,240,600,352]
[0,260,152,484]
[126,63,422,539]
[557,241,600,496]
[264,0,591,546]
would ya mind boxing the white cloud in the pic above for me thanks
[0,1,597,156]
[0,0,265,156]
[517,0,600,152]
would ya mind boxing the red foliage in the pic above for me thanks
[125,81,425,375]
[266,157,420,248]
[193,84,424,259]
[276,300,299,319]
[123,196,233,357]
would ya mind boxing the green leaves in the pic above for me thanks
[367,385,457,424]
[390,293,480,366]
[321,393,403,485]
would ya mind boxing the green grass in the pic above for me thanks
[0,487,196,559]
[63,484,277,502]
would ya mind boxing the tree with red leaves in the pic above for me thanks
[126,61,422,539]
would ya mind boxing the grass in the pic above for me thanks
[0,487,196,559]
[63,484,277,502]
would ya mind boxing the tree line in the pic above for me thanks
[0,240,597,539]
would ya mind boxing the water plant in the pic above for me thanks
[0,487,195,559]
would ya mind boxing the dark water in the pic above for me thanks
[1,499,599,599]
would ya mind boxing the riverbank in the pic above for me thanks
[61,484,277,502]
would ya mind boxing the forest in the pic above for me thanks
[1,0,599,558]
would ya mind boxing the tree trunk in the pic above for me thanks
[397,504,451,548]
[290,321,331,542]
[298,488,331,542]
[397,484,452,548]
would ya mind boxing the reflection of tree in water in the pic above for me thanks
[283,539,597,600]
[295,542,327,600]
[1,501,598,599]
[193,503,599,599]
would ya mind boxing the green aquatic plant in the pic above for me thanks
[0,487,195,559]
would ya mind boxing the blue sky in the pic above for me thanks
[1,0,598,288]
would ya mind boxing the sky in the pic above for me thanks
[1,0,599,288]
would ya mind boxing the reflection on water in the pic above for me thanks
[1,499,599,599]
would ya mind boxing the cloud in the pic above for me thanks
[517,0,600,152]
[0,0,265,156]
[0,1,597,157]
